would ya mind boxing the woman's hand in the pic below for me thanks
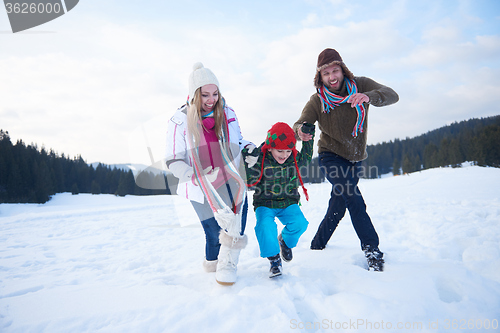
[244,144,258,168]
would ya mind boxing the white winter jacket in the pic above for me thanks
[165,105,250,203]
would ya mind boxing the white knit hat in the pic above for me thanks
[188,62,220,103]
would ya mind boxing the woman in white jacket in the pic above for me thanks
[165,63,254,285]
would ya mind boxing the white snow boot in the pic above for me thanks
[215,231,248,285]
[203,258,218,273]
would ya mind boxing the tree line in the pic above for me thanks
[0,130,172,204]
[362,115,500,178]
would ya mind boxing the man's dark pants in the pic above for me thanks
[310,152,379,250]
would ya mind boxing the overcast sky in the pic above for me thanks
[1,0,499,166]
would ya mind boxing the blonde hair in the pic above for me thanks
[187,87,225,145]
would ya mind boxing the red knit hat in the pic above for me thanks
[261,122,297,156]
[248,122,309,201]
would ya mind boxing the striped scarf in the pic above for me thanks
[188,110,246,217]
[317,77,366,137]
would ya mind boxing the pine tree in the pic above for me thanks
[91,180,101,195]
[71,183,79,195]
[423,143,439,169]
[402,154,412,174]
[115,170,135,196]
[392,158,401,175]
[33,160,52,203]
[478,124,500,167]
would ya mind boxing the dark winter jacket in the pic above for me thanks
[244,137,314,210]
[293,76,398,162]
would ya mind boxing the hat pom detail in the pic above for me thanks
[193,62,204,71]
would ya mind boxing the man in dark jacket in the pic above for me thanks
[293,48,399,271]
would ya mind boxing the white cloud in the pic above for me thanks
[301,13,319,27]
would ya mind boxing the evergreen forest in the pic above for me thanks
[0,130,173,204]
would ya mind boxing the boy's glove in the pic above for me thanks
[301,122,315,135]
[243,144,259,168]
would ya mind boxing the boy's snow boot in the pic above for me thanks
[215,231,248,285]
[203,258,218,273]
[268,254,282,278]
[363,245,384,272]
[278,233,293,262]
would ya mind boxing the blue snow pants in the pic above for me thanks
[255,204,309,258]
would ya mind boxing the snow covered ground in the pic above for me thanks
[1,165,499,333]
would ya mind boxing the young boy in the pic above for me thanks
[243,122,315,278]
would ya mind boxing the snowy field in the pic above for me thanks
[1,165,499,333]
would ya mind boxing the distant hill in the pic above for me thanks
[90,162,167,175]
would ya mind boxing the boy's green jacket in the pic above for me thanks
[243,136,314,210]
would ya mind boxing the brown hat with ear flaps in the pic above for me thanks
[313,48,355,89]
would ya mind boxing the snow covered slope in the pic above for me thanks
[1,165,499,332]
